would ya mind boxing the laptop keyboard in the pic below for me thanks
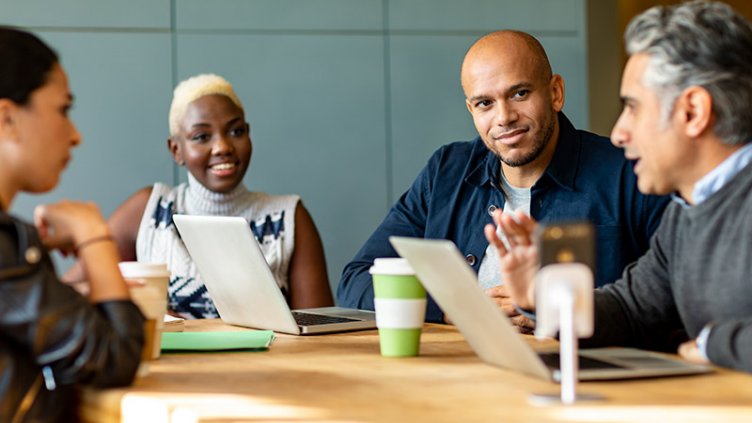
[538,352,623,370]
[291,311,360,326]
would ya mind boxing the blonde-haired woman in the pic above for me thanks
[68,74,333,319]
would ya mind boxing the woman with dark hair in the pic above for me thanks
[0,27,144,422]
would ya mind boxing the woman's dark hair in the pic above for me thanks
[0,26,58,105]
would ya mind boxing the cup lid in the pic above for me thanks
[369,257,415,275]
[119,262,171,278]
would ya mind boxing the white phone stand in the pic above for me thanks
[529,263,603,405]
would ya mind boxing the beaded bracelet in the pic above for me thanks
[75,234,115,254]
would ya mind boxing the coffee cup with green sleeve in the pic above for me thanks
[370,258,426,357]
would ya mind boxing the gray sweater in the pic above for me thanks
[586,161,752,372]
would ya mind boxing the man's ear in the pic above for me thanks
[465,98,473,114]
[167,136,183,165]
[550,74,565,112]
[678,86,713,138]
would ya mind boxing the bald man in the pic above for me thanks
[337,30,669,325]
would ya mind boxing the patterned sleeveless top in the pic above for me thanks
[136,174,299,319]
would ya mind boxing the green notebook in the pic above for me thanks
[161,331,275,351]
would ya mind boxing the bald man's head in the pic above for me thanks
[461,30,564,172]
[461,31,553,94]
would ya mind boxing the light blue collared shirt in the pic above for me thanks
[671,143,752,207]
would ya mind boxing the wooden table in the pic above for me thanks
[81,319,752,423]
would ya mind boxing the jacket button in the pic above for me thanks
[487,205,498,216]
[25,246,41,264]
[465,254,477,266]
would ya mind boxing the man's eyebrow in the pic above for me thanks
[505,82,535,95]
[620,95,637,106]
[505,82,533,94]
[467,82,534,103]
[467,94,490,103]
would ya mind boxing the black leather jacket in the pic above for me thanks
[0,212,145,422]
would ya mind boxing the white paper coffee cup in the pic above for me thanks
[120,262,170,360]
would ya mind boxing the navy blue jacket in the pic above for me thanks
[337,113,670,322]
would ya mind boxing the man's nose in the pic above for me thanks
[494,102,518,126]
[610,115,629,148]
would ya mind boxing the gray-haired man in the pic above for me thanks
[486,0,752,373]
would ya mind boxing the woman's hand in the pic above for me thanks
[34,200,110,253]
[35,200,129,302]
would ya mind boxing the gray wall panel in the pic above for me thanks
[388,35,477,198]
[176,33,388,289]
[2,0,590,299]
[388,0,580,32]
[0,0,170,29]
[540,36,589,131]
[177,0,383,31]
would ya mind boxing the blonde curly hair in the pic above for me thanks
[168,73,244,136]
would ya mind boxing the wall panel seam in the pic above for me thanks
[383,0,393,207]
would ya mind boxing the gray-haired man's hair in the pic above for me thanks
[625,0,752,145]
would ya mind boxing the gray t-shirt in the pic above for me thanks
[477,170,531,289]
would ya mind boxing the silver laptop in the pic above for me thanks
[389,236,712,381]
[172,215,376,335]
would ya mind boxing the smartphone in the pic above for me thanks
[535,221,595,273]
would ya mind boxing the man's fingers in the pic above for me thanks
[516,211,538,234]
[484,223,508,255]
[510,315,536,330]
[516,325,535,335]
[485,285,510,297]
[486,289,520,317]
[489,297,519,317]
[494,284,510,296]
[490,210,538,249]
[497,213,532,247]
[501,303,519,317]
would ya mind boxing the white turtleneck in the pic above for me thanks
[135,175,300,319]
